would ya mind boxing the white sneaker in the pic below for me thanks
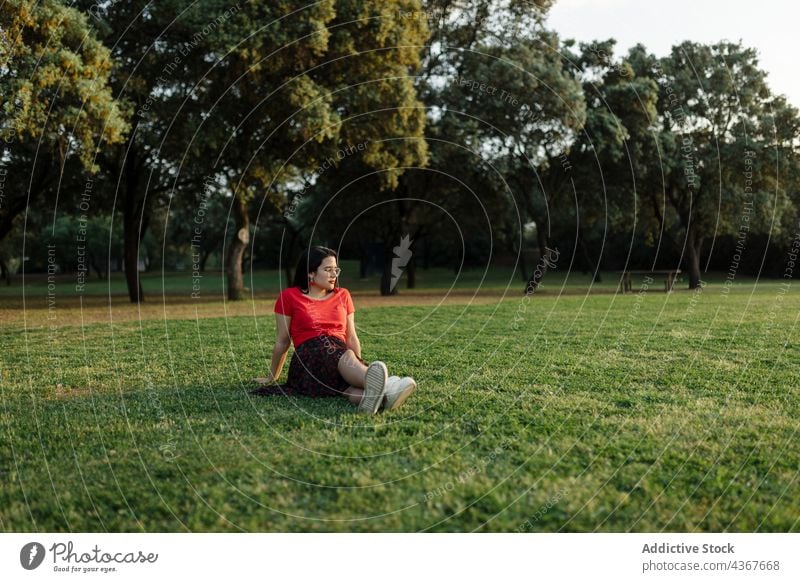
[359,361,388,414]
[382,376,417,411]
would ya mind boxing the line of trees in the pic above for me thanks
[2,0,798,300]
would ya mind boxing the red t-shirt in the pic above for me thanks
[273,286,355,348]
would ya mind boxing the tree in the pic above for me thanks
[288,0,568,294]
[0,0,127,249]
[541,39,658,281]
[195,0,430,299]
[295,160,463,295]
[69,0,246,302]
[426,30,585,285]
[51,214,121,278]
[631,41,798,288]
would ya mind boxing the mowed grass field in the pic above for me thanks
[1,268,798,532]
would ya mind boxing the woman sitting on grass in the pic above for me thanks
[252,246,417,414]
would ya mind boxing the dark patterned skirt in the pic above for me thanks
[251,335,366,398]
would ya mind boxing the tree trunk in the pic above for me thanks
[406,254,416,289]
[227,194,249,300]
[524,240,559,295]
[686,228,703,289]
[380,246,398,296]
[123,228,143,302]
[524,258,548,295]
[523,224,551,292]
[281,225,299,288]
[122,138,145,303]
[0,257,10,285]
[199,249,211,272]
[0,196,29,244]
[578,231,602,283]
[123,200,144,303]
[536,223,549,265]
[90,254,105,279]
[283,264,293,288]
[517,237,528,282]
[359,244,368,278]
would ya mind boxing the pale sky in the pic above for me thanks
[547,0,797,108]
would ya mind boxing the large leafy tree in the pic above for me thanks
[542,39,658,281]
[294,0,565,295]
[630,41,799,288]
[426,31,585,284]
[69,1,429,302]
[203,0,430,300]
[71,0,244,302]
[0,0,127,246]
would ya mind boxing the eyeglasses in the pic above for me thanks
[321,267,342,276]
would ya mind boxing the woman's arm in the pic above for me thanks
[265,313,292,383]
[345,313,362,359]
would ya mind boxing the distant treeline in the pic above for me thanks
[2,1,798,298]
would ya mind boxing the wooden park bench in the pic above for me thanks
[618,269,681,293]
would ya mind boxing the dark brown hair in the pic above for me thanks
[292,246,339,293]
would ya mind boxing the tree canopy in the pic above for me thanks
[0,0,127,241]
[1,0,798,296]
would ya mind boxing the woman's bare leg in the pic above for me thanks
[338,350,368,387]
[343,386,364,405]
[338,350,370,406]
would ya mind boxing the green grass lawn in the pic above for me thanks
[1,274,798,532]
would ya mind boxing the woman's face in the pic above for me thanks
[309,256,339,291]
